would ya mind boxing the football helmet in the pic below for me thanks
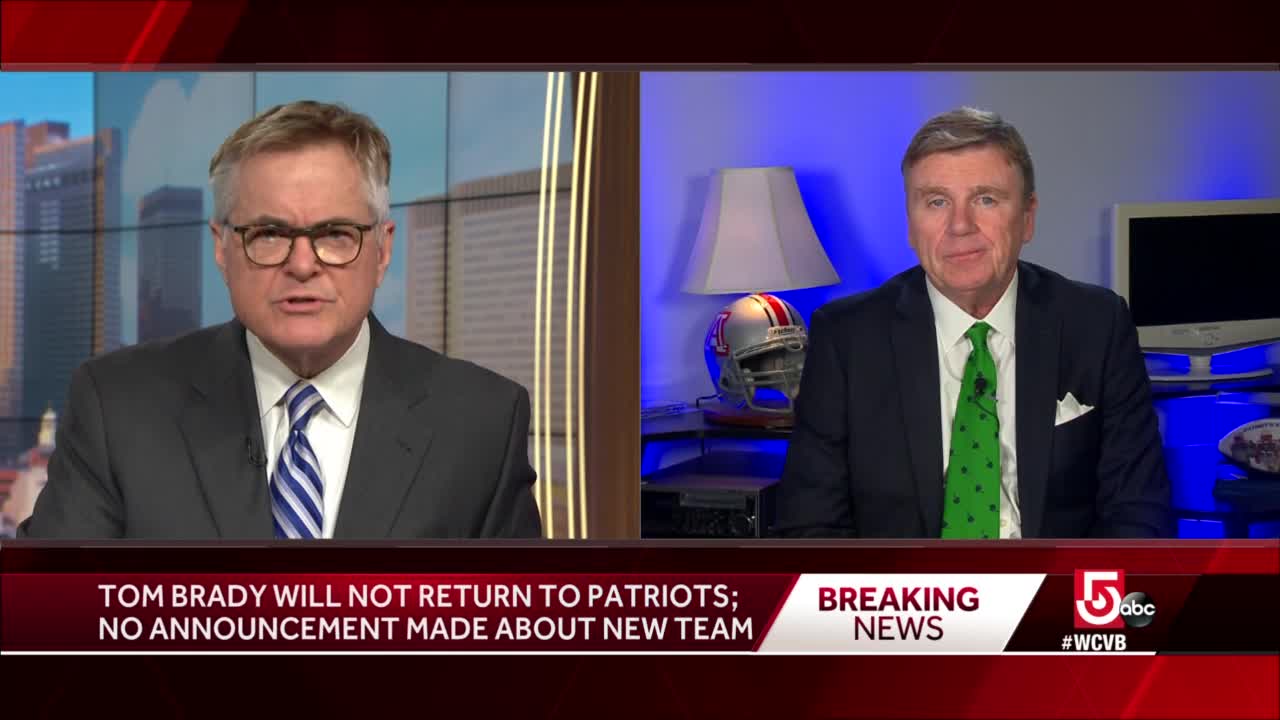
[704,293,808,414]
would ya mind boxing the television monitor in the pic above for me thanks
[1111,198,1280,382]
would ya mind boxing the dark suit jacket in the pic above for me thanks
[776,261,1172,538]
[19,315,543,539]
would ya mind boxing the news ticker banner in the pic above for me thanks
[2,571,1276,654]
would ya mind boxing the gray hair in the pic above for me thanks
[209,100,391,223]
[901,107,1035,201]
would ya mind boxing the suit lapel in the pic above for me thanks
[333,316,435,539]
[1014,264,1060,539]
[179,321,274,539]
[892,270,945,537]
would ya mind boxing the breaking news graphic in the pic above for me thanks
[3,543,1277,719]
[3,564,1276,655]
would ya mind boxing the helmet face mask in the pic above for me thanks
[704,294,808,415]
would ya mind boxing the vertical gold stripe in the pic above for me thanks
[575,72,599,539]
[544,72,567,539]
[564,75,586,539]
[533,72,554,534]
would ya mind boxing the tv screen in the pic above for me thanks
[1127,212,1280,328]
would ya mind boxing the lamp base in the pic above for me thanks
[701,400,794,429]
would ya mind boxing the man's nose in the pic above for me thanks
[948,203,976,235]
[283,236,321,277]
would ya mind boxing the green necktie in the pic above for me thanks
[941,322,1001,539]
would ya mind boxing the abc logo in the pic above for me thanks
[1119,591,1156,628]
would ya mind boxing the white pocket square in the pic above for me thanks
[1055,392,1095,426]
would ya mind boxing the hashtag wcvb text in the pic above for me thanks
[1062,632,1129,652]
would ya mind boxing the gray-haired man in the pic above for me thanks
[23,101,542,539]
[777,107,1171,539]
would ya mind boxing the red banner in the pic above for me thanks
[3,563,1277,655]
[3,544,1278,718]
[3,572,796,652]
[4,0,1276,66]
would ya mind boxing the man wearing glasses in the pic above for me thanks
[21,101,543,539]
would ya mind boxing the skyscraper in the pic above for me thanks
[0,121,26,461]
[22,121,68,170]
[22,126,121,431]
[137,186,203,343]
[405,196,446,352]
[404,166,572,429]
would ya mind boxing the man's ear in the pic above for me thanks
[211,221,229,282]
[1021,192,1038,246]
[375,220,395,287]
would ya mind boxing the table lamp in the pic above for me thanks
[682,166,840,426]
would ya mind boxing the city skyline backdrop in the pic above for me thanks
[0,70,578,454]
[0,70,575,346]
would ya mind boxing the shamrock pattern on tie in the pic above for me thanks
[941,322,1000,540]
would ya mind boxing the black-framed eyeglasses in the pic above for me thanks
[229,223,375,267]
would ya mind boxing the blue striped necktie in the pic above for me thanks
[269,381,326,539]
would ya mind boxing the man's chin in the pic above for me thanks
[260,323,340,356]
[935,270,995,295]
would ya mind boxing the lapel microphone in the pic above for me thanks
[974,377,989,397]
[245,436,267,468]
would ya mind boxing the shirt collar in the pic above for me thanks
[245,318,370,428]
[926,269,1019,350]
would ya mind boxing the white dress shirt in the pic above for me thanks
[246,319,370,539]
[926,274,1022,539]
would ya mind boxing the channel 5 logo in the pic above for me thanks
[1073,570,1156,629]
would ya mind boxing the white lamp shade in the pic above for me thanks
[682,166,840,294]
